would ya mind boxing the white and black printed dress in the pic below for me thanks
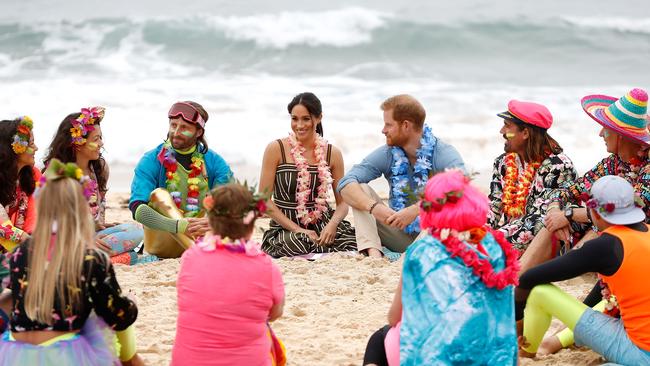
[261,140,356,257]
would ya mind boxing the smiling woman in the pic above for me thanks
[258,92,357,258]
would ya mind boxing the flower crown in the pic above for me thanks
[579,191,645,214]
[11,116,33,154]
[70,107,105,146]
[202,182,270,224]
[37,159,97,201]
[419,171,473,212]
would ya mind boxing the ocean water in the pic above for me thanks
[1,0,649,191]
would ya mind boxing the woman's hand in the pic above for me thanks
[95,235,112,254]
[295,228,318,243]
[317,221,337,246]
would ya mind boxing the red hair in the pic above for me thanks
[419,170,489,232]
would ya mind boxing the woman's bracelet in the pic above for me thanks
[369,201,382,214]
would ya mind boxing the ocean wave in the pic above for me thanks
[0,10,648,84]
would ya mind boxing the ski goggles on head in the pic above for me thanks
[168,102,206,128]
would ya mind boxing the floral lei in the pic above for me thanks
[70,107,104,146]
[157,141,205,217]
[196,233,265,257]
[430,226,520,290]
[598,277,620,317]
[11,116,33,154]
[502,153,540,218]
[389,124,435,234]
[286,133,332,226]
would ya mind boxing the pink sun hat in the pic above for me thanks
[581,88,650,146]
[496,100,553,129]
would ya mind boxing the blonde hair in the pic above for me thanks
[24,178,95,324]
[380,94,426,130]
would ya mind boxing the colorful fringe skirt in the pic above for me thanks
[0,315,120,366]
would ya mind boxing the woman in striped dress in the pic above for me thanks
[260,92,356,257]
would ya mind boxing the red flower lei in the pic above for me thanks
[502,153,540,218]
[430,226,520,290]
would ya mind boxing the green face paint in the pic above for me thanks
[603,130,611,138]
[26,147,34,154]
[180,130,194,138]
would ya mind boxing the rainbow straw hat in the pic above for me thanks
[581,88,650,146]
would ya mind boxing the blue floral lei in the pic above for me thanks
[389,125,435,234]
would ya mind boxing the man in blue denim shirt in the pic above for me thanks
[338,95,465,257]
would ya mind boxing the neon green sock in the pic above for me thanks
[116,326,137,361]
[523,284,588,353]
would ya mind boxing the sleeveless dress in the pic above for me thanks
[262,140,356,258]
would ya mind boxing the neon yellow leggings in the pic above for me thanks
[116,326,137,361]
[522,284,588,353]
[554,300,607,348]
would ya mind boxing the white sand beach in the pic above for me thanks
[106,192,605,366]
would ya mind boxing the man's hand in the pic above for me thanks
[185,217,210,238]
[372,204,397,224]
[544,208,569,233]
[386,205,419,230]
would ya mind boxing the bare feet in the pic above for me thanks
[538,335,563,355]
[121,353,145,366]
[363,248,383,258]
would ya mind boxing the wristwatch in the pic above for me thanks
[564,207,574,221]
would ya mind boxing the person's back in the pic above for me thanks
[172,182,285,366]
[401,231,517,365]
[174,246,282,365]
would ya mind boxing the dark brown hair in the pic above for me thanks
[0,119,36,206]
[513,121,563,163]
[206,183,256,240]
[43,113,107,193]
[287,92,323,136]
[380,94,426,130]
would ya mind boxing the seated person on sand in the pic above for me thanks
[488,100,577,256]
[526,88,650,354]
[129,101,233,258]
[0,161,142,366]
[172,182,286,366]
[0,117,40,328]
[339,94,465,258]
[43,107,146,265]
[519,89,650,275]
[516,175,650,365]
[259,92,356,257]
[363,170,518,366]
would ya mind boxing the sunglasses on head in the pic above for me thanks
[168,102,205,129]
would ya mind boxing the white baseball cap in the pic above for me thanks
[588,175,645,225]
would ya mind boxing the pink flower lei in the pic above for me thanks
[430,226,520,290]
[196,233,265,257]
[287,133,332,226]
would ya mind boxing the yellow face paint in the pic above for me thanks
[87,142,99,150]
[505,132,515,139]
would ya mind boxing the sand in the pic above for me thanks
[106,193,605,365]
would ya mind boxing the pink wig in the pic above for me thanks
[419,169,489,232]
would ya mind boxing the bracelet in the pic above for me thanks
[369,201,381,214]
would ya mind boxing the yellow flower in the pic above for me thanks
[70,127,82,138]
[75,168,83,180]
